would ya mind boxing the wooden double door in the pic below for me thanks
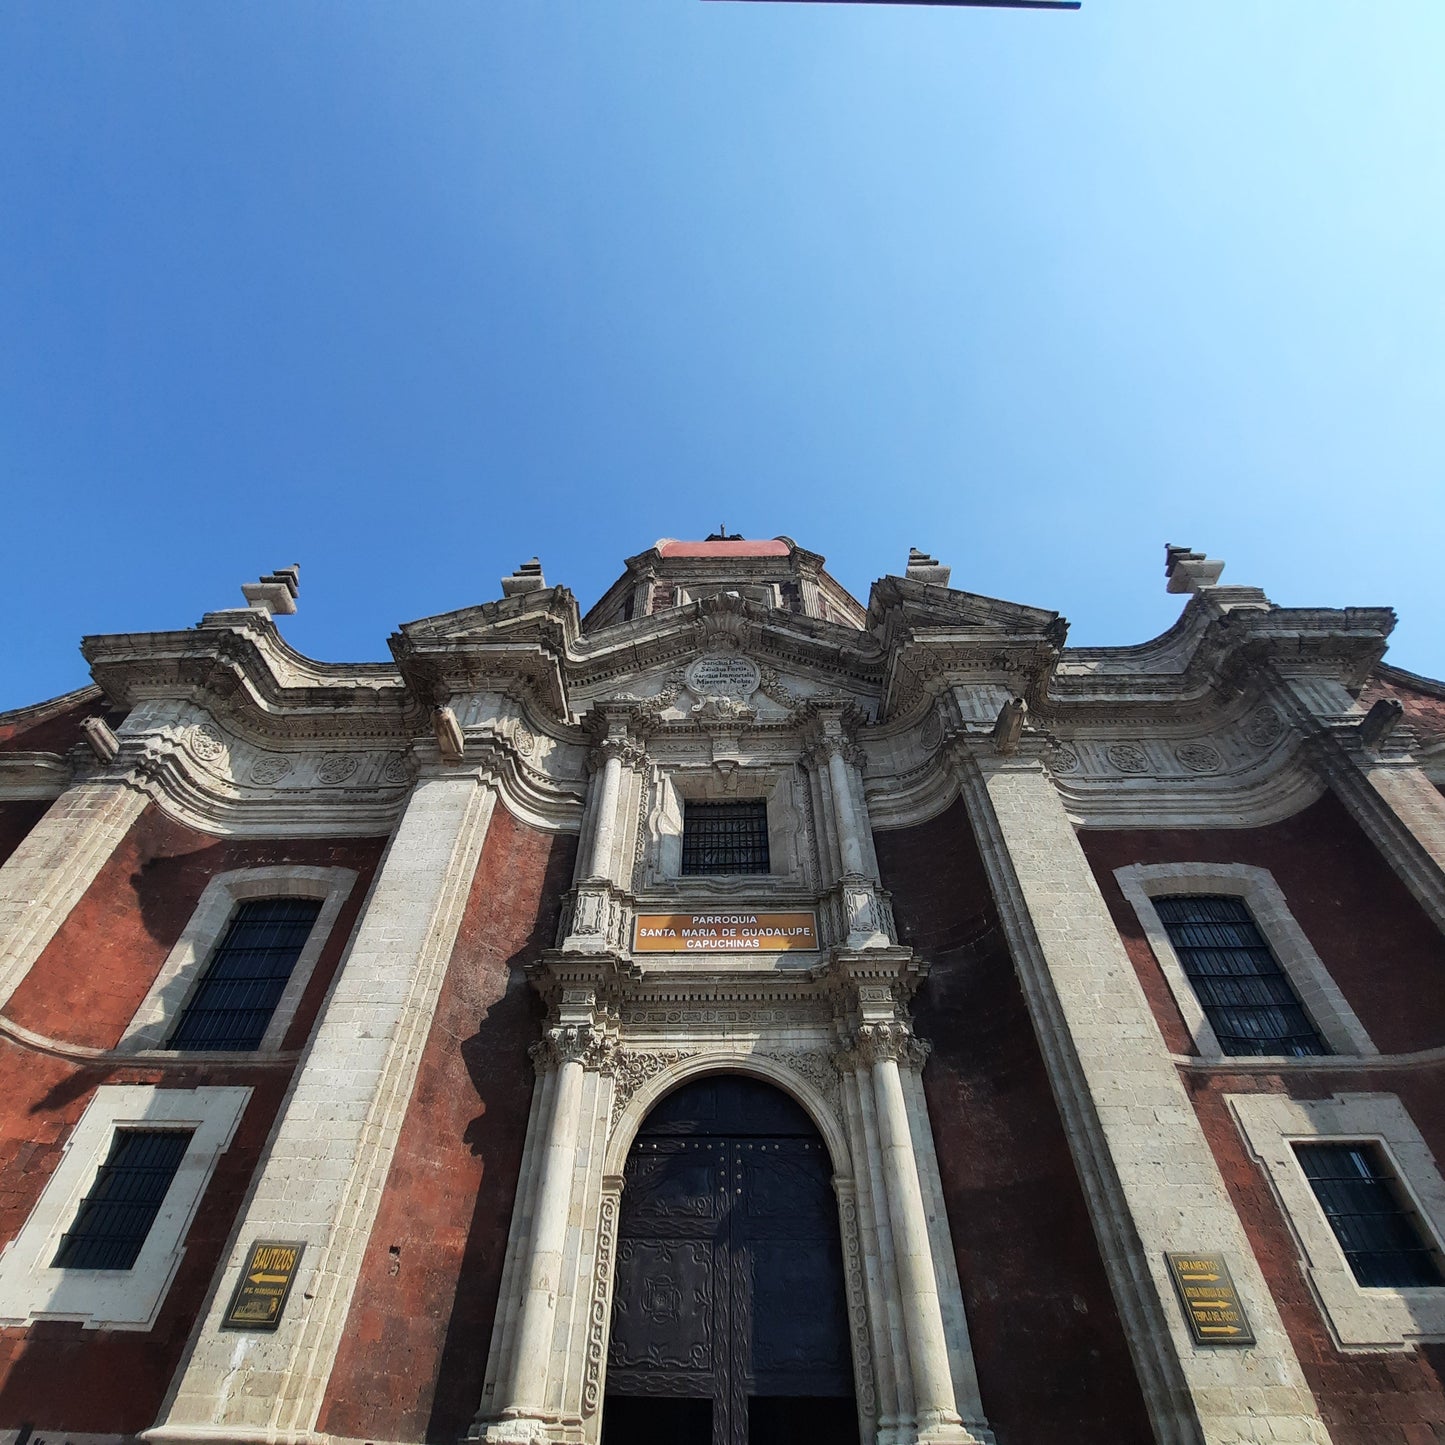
[604,1076,859,1445]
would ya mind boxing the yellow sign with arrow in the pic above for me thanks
[222,1240,305,1332]
[1165,1252,1255,1346]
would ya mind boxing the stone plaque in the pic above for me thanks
[222,1240,305,1332]
[686,653,761,700]
[634,911,818,953]
[1165,1252,1254,1346]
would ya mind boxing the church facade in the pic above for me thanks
[2,535,1445,1445]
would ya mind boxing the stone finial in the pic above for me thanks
[905,548,951,587]
[992,697,1027,755]
[241,565,300,616]
[432,705,465,762]
[1358,697,1405,751]
[80,716,120,763]
[1165,544,1224,595]
[501,558,546,597]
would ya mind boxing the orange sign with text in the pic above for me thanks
[633,911,818,953]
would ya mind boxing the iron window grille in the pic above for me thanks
[1295,1142,1445,1289]
[52,1129,192,1271]
[681,800,771,876]
[1153,894,1327,1057]
[167,897,323,1051]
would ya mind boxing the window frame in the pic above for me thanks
[0,1084,250,1329]
[1228,1091,1445,1350]
[1114,863,1374,1060]
[644,769,810,890]
[52,1127,194,1271]
[1293,1141,1445,1290]
[119,866,356,1056]
[680,798,772,877]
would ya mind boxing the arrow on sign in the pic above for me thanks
[249,1271,290,1286]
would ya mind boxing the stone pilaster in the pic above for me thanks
[0,775,149,1008]
[1272,669,1445,938]
[146,768,498,1445]
[953,743,1331,1445]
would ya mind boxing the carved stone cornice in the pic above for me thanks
[570,597,886,711]
[82,621,419,747]
[0,750,73,801]
[1040,596,1394,721]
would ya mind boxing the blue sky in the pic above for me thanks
[2,1,1442,710]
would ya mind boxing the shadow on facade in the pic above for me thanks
[423,850,567,1442]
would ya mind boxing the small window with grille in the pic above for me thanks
[52,1129,192,1271]
[1153,895,1327,1056]
[1295,1143,1445,1288]
[167,897,323,1052]
[681,800,770,876]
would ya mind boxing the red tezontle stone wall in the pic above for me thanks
[876,798,1157,1445]
[0,800,48,871]
[1081,792,1445,1059]
[1189,1069,1445,1445]
[0,692,125,754]
[0,804,385,1433]
[319,804,576,1443]
[0,1064,291,1433]
[4,806,384,1052]
[1080,794,1445,1442]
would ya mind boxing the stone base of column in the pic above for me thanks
[467,1413,571,1445]
[912,1417,997,1445]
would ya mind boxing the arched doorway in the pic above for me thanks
[603,1075,860,1445]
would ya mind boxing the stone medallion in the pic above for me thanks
[250,755,293,786]
[1048,744,1080,775]
[1174,742,1222,774]
[316,753,360,785]
[1243,705,1285,747]
[1106,743,1150,775]
[188,723,226,763]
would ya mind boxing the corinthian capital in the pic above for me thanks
[531,1023,617,1074]
[852,1020,931,1070]
[589,736,647,772]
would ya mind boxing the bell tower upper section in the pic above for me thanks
[582,533,868,631]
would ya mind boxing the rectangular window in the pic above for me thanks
[1153,895,1326,1056]
[167,897,322,1051]
[52,1129,192,1271]
[1295,1142,1444,1288]
[681,801,771,876]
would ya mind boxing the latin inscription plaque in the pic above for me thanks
[634,911,817,953]
[685,653,761,699]
[1165,1252,1255,1346]
[222,1240,305,1332]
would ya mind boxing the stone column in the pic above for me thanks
[857,1023,984,1445]
[953,743,1331,1445]
[0,776,148,1009]
[564,734,641,955]
[147,767,498,1445]
[585,746,625,883]
[490,1026,593,1423]
[829,742,868,877]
